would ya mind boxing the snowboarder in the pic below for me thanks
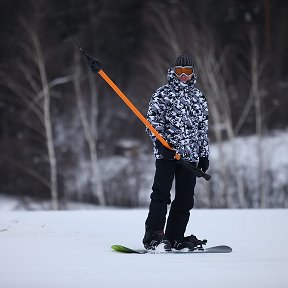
[143,54,209,251]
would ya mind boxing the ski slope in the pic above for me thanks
[0,209,287,288]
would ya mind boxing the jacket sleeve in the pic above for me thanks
[198,94,210,158]
[146,88,166,143]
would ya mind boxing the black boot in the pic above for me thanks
[171,234,207,251]
[143,230,171,251]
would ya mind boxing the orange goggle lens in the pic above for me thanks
[174,66,193,76]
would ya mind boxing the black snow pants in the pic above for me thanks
[145,159,197,241]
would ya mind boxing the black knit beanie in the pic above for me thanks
[175,54,193,66]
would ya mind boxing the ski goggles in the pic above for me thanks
[174,66,194,76]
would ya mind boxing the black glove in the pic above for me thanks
[155,140,176,160]
[198,157,209,172]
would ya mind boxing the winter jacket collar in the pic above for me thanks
[167,68,197,93]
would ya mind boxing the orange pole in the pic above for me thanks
[98,69,181,160]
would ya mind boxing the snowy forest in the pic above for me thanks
[0,0,288,209]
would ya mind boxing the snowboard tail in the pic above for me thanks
[111,244,232,254]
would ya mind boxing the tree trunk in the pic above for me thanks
[250,30,266,208]
[32,31,59,210]
[73,50,106,205]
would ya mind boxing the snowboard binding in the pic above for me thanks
[172,235,207,251]
[193,238,208,251]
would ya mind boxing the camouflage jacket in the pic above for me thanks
[146,68,209,162]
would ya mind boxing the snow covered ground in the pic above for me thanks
[0,209,288,288]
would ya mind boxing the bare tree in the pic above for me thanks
[139,2,184,90]
[0,19,72,209]
[249,29,267,208]
[192,33,252,208]
[232,28,268,207]
[73,49,105,205]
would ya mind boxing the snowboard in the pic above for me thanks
[111,244,232,254]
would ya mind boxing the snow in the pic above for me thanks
[0,209,288,288]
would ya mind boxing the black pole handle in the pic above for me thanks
[178,158,211,181]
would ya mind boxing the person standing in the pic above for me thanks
[143,54,209,251]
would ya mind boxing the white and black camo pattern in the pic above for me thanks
[146,68,209,162]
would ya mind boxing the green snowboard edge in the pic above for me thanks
[111,245,144,254]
